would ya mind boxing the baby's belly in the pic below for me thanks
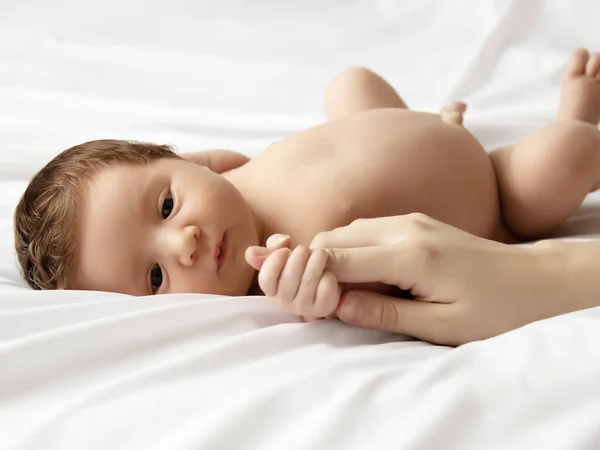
[330,109,503,240]
[252,108,504,244]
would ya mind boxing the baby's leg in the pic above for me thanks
[491,49,600,239]
[323,67,408,121]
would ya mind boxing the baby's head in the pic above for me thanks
[14,139,260,296]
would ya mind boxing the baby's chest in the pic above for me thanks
[257,166,403,246]
[248,121,420,243]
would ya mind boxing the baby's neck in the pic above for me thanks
[222,166,272,247]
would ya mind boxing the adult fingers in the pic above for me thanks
[323,242,428,290]
[310,217,396,249]
[336,290,448,343]
[310,214,435,249]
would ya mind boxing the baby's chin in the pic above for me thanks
[213,262,258,297]
[240,264,261,297]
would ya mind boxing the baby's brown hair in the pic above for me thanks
[14,139,181,290]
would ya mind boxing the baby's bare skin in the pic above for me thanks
[226,108,502,248]
[244,49,600,319]
[73,49,600,318]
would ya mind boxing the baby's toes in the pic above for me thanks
[441,101,467,114]
[440,101,466,126]
[566,48,589,77]
[585,52,600,80]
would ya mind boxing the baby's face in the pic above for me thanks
[74,158,260,296]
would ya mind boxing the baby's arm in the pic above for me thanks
[245,235,341,320]
[181,150,250,174]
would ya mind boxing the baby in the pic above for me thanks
[14,48,600,320]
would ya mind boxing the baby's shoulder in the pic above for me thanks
[249,125,340,169]
[248,109,432,175]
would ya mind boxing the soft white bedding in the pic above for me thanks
[2,0,600,448]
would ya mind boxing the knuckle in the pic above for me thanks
[303,253,327,281]
[293,245,311,259]
[326,247,347,267]
[269,247,291,262]
[311,247,329,263]
[355,294,399,330]
[377,298,398,329]
[384,213,435,245]
[400,235,439,269]
[258,273,276,297]
[296,295,318,316]
[310,232,328,248]
[314,272,341,316]
[305,250,329,282]
[406,213,433,231]
[272,287,297,306]
[301,269,319,286]
[280,247,293,257]
[290,300,309,316]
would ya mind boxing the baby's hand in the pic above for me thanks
[245,234,342,320]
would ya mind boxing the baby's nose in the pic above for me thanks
[176,225,200,266]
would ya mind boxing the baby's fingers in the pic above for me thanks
[258,248,291,297]
[276,246,312,303]
[313,271,342,317]
[294,248,330,314]
[266,234,291,249]
[246,234,291,271]
[255,245,341,318]
[303,316,323,322]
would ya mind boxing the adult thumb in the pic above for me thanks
[336,290,439,339]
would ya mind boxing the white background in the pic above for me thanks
[1,1,600,449]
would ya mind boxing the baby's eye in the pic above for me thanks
[161,192,174,219]
[150,264,163,293]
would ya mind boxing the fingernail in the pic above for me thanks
[339,295,361,321]
[267,234,290,248]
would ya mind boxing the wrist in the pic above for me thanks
[531,240,600,313]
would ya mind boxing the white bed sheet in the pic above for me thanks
[2,0,600,448]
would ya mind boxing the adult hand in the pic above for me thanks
[311,214,578,346]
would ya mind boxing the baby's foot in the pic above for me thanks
[440,101,467,126]
[557,48,600,125]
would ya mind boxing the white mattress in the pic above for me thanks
[2,1,600,448]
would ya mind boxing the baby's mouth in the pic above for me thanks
[215,231,228,271]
